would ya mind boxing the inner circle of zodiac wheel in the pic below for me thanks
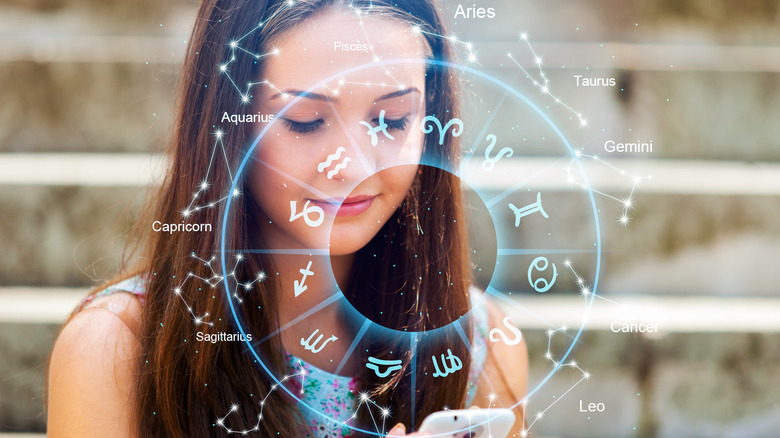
[220,59,601,436]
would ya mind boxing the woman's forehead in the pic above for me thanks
[260,8,428,99]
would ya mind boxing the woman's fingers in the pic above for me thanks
[386,423,406,437]
[385,423,430,437]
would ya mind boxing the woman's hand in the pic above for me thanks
[386,423,430,437]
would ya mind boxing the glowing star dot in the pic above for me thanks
[411,25,421,35]
[233,188,241,197]
[230,404,239,412]
[219,64,227,72]
[534,56,543,65]
[381,408,390,418]
[359,392,370,402]
[520,32,528,40]
[584,372,591,379]
[229,41,237,48]
[174,288,182,294]
[580,118,589,127]
[467,52,478,64]
[241,95,250,103]
[200,181,209,190]
[273,47,281,56]
[623,198,633,208]
[619,215,630,226]
[215,130,223,138]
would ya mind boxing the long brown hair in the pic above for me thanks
[70,0,472,436]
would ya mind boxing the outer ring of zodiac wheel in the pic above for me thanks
[220,59,601,436]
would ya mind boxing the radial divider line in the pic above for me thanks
[485,286,553,328]
[335,319,372,375]
[410,332,419,430]
[454,319,500,406]
[485,154,568,209]
[252,292,344,347]
[461,83,513,167]
[325,100,373,173]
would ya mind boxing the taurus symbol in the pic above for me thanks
[290,200,324,227]
[420,115,464,145]
[489,316,524,346]
[300,329,337,354]
[482,134,514,171]
[431,348,463,378]
[366,357,403,378]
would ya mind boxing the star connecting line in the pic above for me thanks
[182,129,241,219]
[173,252,267,326]
[216,363,393,436]
[566,150,653,226]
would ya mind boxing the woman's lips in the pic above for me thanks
[308,195,377,217]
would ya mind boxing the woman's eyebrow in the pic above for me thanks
[375,87,420,102]
[269,89,334,102]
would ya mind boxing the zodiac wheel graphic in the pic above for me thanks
[219,59,601,436]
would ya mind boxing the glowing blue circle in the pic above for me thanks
[220,58,601,436]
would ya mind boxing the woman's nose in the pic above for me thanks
[318,123,378,183]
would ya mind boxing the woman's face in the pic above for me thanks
[249,9,429,255]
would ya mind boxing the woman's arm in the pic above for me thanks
[473,299,529,435]
[47,293,141,437]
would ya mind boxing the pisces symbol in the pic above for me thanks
[300,329,338,354]
[528,256,557,293]
[482,134,514,171]
[489,316,524,346]
[431,348,463,378]
[366,357,403,378]
[420,116,464,145]
[293,260,313,297]
[360,110,395,146]
[317,147,351,179]
[289,200,324,227]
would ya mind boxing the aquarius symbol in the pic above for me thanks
[359,109,395,146]
[528,256,557,293]
[508,192,549,227]
[420,115,464,145]
[317,147,351,179]
[300,329,338,354]
[366,357,403,378]
[289,200,324,227]
[489,316,524,346]
[294,260,313,297]
[431,348,463,378]
[482,134,514,171]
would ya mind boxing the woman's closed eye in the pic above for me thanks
[375,114,410,132]
[281,118,325,134]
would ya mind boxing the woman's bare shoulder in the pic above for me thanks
[47,292,143,436]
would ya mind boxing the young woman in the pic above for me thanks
[47,0,528,436]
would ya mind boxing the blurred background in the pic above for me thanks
[1,0,779,436]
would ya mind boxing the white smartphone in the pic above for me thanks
[417,408,515,438]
